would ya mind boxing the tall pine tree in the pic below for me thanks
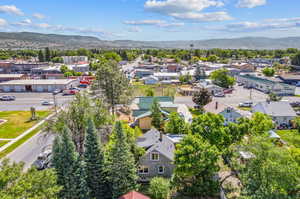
[151,98,163,130]
[72,159,90,199]
[108,121,138,199]
[38,50,44,62]
[45,47,51,62]
[52,127,89,199]
[84,118,110,199]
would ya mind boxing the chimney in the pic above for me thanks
[215,101,218,110]
[159,131,163,142]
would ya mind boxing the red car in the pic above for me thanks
[223,88,234,94]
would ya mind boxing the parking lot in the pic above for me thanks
[0,92,74,111]
[175,85,300,109]
[215,85,268,107]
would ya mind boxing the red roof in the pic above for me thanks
[118,191,151,199]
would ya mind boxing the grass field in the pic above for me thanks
[0,125,43,159]
[0,111,50,139]
[277,130,300,148]
[132,83,180,97]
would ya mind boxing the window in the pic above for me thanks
[151,152,159,161]
[158,166,165,174]
[138,166,149,174]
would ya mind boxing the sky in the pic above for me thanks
[0,0,299,41]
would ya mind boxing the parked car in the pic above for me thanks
[237,82,244,86]
[33,149,52,170]
[239,101,253,107]
[214,92,225,97]
[224,88,234,94]
[41,101,54,106]
[63,89,79,95]
[78,84,88,88]
[0,95,15,101]
[52,89,61,95]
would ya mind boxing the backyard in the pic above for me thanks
[132,82,180,98]
[0,111,51,139]
[277,130,300,148]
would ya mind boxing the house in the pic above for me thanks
[136,129,181,182]
[153,72,179,81]
[143,76,159,85]
[135,69,154,78]
[0,79,78,92]
[203,100,249,123]
[130,97,192,130]
[118,191,151,199]
[252,101,297,127]
[196,81,223,95]
[236,74,296,96]
[167,64,181,72]
[231,63,256,72]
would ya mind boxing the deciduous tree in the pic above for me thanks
[148,177,170,199]
[173,134,220,197]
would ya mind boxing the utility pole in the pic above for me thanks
[250,88,252,100]
[53,93,57,114]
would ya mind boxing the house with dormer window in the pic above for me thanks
[136,128,184,182]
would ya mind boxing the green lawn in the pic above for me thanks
[277,130,300,148]
[0,111,50,139]
[132,84,179,97]
[189,108,203,118]
[0,140,10,148]
[0,125,43,159]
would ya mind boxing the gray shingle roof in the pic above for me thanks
[136,128,175,161]
[253,101,297,117]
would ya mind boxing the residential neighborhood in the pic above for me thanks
[0,1,299,199]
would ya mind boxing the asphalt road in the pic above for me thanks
[6,131,55,170]
[0,92,74,111]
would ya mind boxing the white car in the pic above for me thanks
[41,101,54,106]
[239,101,253,107]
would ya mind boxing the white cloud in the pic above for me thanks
[144,0,232,22]
[219,17,300,32]
[33,13,45,19]
[170,11,233,22]
[0,5,23,15]
[236,0,266,8]
[0,18,7,26]
[124,19,165,26]
[145,0,224,14]
[124,19,184,27]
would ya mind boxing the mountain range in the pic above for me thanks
[0,32,300,50]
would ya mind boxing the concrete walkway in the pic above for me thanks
[0,112,56,153]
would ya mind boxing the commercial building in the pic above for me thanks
[0,74,27,82]
[0,79,78,92]
[236,74,296,96]
[62,56,88,64]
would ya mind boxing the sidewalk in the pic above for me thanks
[0,112,56,153]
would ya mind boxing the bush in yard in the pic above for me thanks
[148,177,170,199]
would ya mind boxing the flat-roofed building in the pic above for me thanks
[0,79,78,92]
[0,74,27,82]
